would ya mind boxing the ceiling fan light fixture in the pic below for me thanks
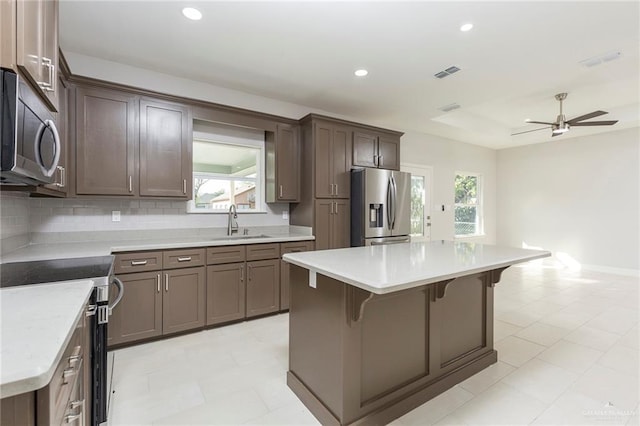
[552,123,570,135]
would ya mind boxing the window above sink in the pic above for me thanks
[188,121,266,214]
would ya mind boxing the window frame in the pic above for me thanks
[187,133,266,214]
[454,171,484,238]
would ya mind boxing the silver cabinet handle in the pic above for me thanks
[129,175,133,192]
[374,155,378,166]
[69,399,84,410]
[165,274,169,292]
[65,413,82,424]
[62,367,76,384]
[335,184,339,196]
[177,257,192,262]
[157,274,160,293]
[183,179,187,194]
[39,57,53,91]
[240,265,244,282]
[379,155,384,166]
[131,260,147,266]
[279,185,283,198]
[330,202,334,215]
[248,265,252,281]
[61,166,66,188]
[335,202,338,214]
[55,166,64,187]
[86,305,97,317]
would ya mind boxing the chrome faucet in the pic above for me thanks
[227,204,239,236]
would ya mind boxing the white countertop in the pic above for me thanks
[0,280,94,397]
[283,241,550,294]
[1,233,314,264]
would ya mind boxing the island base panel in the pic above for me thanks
[288,350,497,426]
[288,265,500,425]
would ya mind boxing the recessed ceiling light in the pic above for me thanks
[460,23,473,32]
[354,69,368,77]
[182,7,202,21]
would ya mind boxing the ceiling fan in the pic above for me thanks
[512,93,618,137]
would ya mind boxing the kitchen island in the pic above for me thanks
[282,241,550,425]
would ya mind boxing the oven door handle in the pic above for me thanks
[109,277,124,315]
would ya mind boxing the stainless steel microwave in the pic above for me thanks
[1,69,61,185]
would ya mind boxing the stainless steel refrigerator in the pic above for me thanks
[351,168,411,246]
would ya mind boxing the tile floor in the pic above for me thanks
[108,261,639,425]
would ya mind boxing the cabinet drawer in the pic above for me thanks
[37,318,84,426]
[114,251,163,274]
[280,241,314,256]
[246,243,280,261]
[207,246,246,265]
[163,248,205,269]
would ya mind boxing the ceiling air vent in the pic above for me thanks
[439,103,461,112]
[434,66,461,79]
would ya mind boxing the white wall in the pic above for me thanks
[497,127,640,273]
[401,131,497,244]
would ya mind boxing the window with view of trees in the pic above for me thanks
[188,122,265,213]
[454,173,482,237]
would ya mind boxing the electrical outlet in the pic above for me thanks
[112,211,121,222]
[282,210,289,220]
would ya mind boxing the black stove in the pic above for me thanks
[0,255,114,288]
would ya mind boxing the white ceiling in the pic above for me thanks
[59,1,640,149]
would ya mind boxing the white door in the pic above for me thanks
[401,163,433,242]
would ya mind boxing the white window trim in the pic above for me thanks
[187,138,267,214]
[454,171,484,238]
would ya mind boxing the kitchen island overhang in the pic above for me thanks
[283,241,550,426]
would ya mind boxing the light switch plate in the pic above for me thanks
[112,211,121,222]
[282,210,289,220]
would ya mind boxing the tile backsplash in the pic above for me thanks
[0,192,31,253]
[29,198,290,233]
[2,195,292,255]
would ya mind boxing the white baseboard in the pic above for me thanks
[580,263,640,278]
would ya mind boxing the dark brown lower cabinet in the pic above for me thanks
[206,263,246,326]
[246,259,280,317]
[314,199,350,250]
[280,241,315,310]
[162,267,206,335]
[110,267,204,346]
[109,271,162,346]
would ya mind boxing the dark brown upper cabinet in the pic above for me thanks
[8,0,60,112]
[74,83,192,199]
[314,121,351,199]
[75,86,138,196]
[266,123,300,202]
[139,98,192,198]
[353,131,401,171]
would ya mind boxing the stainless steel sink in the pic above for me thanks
[209,234,271,241]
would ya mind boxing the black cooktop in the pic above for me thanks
[0,255,115,288]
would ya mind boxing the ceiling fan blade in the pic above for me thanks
[525,120,555,125]
[567,110,608,124]
[511,127,550,136]
[570,120,619,126]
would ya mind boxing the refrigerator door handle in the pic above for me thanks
[386,177,393,230]
[391,175,397,230]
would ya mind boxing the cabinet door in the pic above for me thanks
[275,124,299,201]
[378,136,400,171]
[206,263,245,325]
[246,259,280,317]
[332,126,351,198]
[353,131,377,168]
[139,99,191,198]
[40,0,58,110]
[109,271,162,346]
[162,267,206,335]
[75,86,137,196]
[333,200,351,248]
[280,241,314,310]
[43,74,67,193]
[16,0,43,93]
[314,199,332,251]
[314,122,333,198]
